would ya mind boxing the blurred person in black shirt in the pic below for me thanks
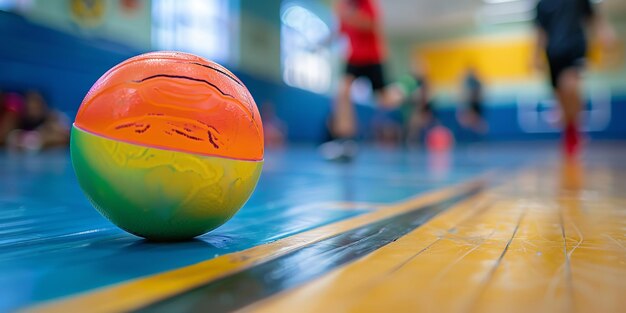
[534,0,615,157]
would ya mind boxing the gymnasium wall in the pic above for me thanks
[21,0,151,50]
[0,10,141,114]
[0,6,339,143]
[1,1,625,143]
[238,0,282,82]
[238,0,339,84]
[0,0,350,143]
[384,9,626,141]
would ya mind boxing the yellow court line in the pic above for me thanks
[24,177,487,313]
[239,192,504,313]
[243,165,626,313]
[242,190,525,312]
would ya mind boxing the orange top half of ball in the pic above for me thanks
[74,51,264,161]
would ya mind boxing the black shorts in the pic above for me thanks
[345,63,386,91]
[547,50,586,88]
[470,101,482,116]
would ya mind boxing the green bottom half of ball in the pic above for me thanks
[70,126,263,241]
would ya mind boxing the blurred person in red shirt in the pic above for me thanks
[321,0,403,161]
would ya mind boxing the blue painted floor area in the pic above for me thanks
[0,143,586,312]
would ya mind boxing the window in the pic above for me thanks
[0,0,15,11]
[152,0,236,64]
[281,4,331,94]
[0,0,32,12]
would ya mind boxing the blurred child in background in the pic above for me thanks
[0,90,69,151]
[399,60,435,148]
[458,67,487,135]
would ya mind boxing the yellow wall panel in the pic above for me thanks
[415,35,535,87]
[414,34,621,88]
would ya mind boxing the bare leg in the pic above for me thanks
[406,111,426,147]
[37,112,70,149]
[0,113,18,146]
[555,68,583,156]
[42,126,70,149]
[39,127,70,148]
[556,68,582,127]
[333,75,357,138]
[376,85,404,109]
